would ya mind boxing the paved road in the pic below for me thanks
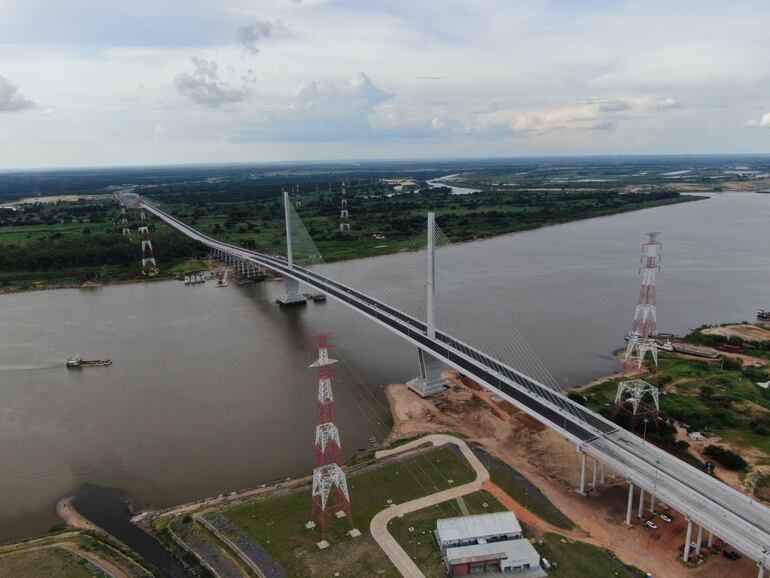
[370,434,489,578]
[139,197,770,566]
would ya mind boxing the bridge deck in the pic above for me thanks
[140,198,770,565]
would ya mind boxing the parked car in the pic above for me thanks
[645,520,658,530]
[659,513,673,523]
[723,551,741,561]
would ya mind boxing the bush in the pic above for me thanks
[703,444,748,470]
[721,356,742,371]
[699,385,714,401]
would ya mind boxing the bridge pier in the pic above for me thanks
[277,277,307,306]
[637,487,645,518]
[683,517,693,562]
[579,452,587,495]
[695,524,704,556]
[759,564,766,578]
[707,531,715,548]
[407,348,449,397]
[600,463,606,485]
[649,493,655,513]
[626,482,634,526]
[592,458,598,489]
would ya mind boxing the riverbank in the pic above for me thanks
[381,372,752,578]
[569,323,770,496]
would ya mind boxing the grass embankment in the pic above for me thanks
[536,532,646,578]
[570,334,770,475]
[0,197,206,290]
[489,469,573,530]
[223,446,475,577]
[0,548,97,578]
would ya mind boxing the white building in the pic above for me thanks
[444,539,542,576]
[436,512,523,549]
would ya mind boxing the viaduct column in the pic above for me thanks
[683,518,693,562]
[625,482,634,526]
[695,525,704,556]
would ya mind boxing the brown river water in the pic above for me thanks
[1,192,769,542]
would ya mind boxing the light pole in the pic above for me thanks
[643,418,650,443]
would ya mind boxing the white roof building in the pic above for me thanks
[444,539,541,575]
[436,512,523,549]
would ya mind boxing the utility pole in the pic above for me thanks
[308,333,355,541]
[616,233,663,429]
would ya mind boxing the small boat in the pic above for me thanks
[66,355,112,368]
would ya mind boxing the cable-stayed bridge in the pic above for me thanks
[129,191,770,576]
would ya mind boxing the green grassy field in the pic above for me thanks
[536,532,646,578]
[387,490,505,577]
[0,548,98,578]
[489,469,574,530]
[223,446,475,577]
[571,332,770,469]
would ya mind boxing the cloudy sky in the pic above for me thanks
[0,0,768,168]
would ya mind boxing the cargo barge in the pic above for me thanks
[66,356,112,368]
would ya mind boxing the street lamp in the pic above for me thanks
[643,418,650,443]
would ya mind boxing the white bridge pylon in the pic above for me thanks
[138,196,770,571]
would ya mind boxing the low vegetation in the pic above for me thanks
[0,548,98,578]
[570,334,770,472]
[387,491,506,577]
[536,532,646,578]
[222,446,475,577]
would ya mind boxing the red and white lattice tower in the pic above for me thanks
[138,225,158,276]
[308,333,353,540]
[624,232,662,371]
[339,181,350,234]
[121,206,131,237]
[617,233,662,428]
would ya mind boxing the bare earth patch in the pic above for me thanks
[703,324,770,343]
[385,374,758,578]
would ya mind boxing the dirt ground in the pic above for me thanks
[386,373,760,578]
[703,324,770,344]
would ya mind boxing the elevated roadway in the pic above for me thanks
[139,197,770,574]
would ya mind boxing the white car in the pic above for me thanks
[645,520,658,530]
[659,513,673,523]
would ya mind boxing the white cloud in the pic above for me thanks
[745,113,770,128]
[0,75,34,112]
[174,56,249,107]
[244,72,393,141]
[234,18,277,56]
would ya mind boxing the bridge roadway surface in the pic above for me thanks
[141,199,770,568]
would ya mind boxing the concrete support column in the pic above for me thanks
[637,487,645,518]
[695,525,704,556]
[649,494,656,513]
[707,532,715,548]
[601,463,606,485]
[683,518,693,562]
[626,482,634,527]
[579,452,587,495]
[592,459,598,489]
[758,564,765,578]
